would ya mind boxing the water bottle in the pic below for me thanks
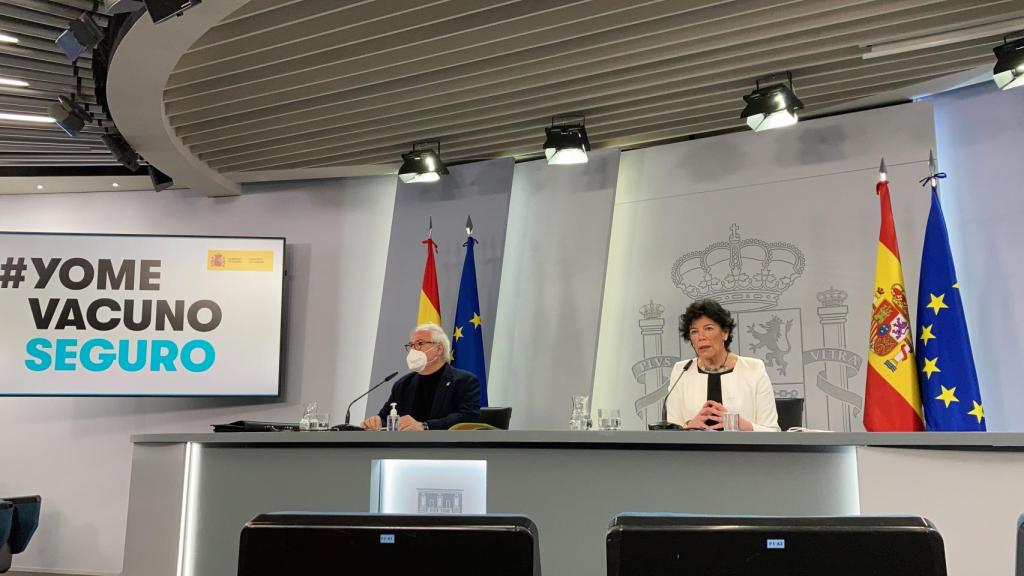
[386,403,399,431]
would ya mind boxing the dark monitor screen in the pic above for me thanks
[238,513,540,576]
[607,514,946,576]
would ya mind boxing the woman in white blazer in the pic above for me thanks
[666,299,780,432]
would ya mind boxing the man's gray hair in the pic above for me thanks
[414,323,451,361]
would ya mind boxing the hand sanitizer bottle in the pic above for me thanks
[386,403,399,431]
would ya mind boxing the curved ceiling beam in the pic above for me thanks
[106,1,249,197]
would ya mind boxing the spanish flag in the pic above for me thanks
[417,236,442,326]
[863,175,924,431]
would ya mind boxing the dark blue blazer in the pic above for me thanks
[376,364,481,430]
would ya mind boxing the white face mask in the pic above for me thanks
[406,348,428,373]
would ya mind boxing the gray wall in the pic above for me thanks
[0,177,396,574]
[931,82,1024,431]
[366,158,514,417]
[489,150,620,429]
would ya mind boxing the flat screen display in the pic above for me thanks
[0,232,284,396]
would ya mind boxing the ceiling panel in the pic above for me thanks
[0,0,119,168]
[161,0,1024,174]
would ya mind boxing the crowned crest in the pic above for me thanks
[671,224,806,311]
[639,300,665,320]
[817,286,848,307]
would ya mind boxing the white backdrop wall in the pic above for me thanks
[489,150,620,430]
[592,103,935,431]
[0,177,396,574]
[931,81,1024,431]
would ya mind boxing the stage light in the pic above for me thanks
[0,33,17,44]
[993,37,1024,91]
[740,72,804,132]
[101,133,140,171]
[148,165,173,192]
[543,115,591,165]
[48,95,92,137]
[398,141,448,183]
[0,77,28,87]
[55,13,103,61]
[0,112,54,123]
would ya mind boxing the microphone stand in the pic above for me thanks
[332,371,400,431]
[648,360,693,430]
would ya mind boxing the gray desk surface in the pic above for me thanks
[132,430,1024,449]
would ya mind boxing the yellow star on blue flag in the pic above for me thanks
[916,184,985,431]
[452,234,488,406]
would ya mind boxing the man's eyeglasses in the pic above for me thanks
[404,340,435,352]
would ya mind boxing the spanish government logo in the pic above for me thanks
[630,224,865,431]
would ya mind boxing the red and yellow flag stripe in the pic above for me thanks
[417,237,442,326]
[863,181,924,431]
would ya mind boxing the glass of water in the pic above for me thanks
[314,413,330,430]
[597,408,621,431]
[723,412,740,431]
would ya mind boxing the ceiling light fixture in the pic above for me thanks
[49,95,93,137]
[0,112,55,123]
[0,33,17,44]
[143,0,203,24]
[55,13,103,61]
[740,72,804,132]
[398,141,448,183]
[0,77,29,87]
[993,36,1024,91]
[543,115,591,165]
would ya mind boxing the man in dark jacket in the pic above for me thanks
[360,323,481,431]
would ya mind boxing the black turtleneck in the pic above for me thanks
[698,366,734,427]
[411,364,447,422]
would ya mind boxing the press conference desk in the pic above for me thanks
[123,431,1024,576]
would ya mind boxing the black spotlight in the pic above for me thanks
[740,72,804,132]
[398,141,448,184]
[48,95,92,137]
[993,37,1024,91]
[144,0,203,24]
[147,165,173,192]
[101,133,140,171]
[543,115,591,165]
[55,13,103,61]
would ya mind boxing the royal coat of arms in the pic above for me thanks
[870,283,913,372]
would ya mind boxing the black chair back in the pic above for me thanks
[775,398,804,430]
[479,407,512,430]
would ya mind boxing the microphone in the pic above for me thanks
[648,359,693,430]
[333,371,400,431]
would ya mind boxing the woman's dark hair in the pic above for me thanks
[679,299,736,351]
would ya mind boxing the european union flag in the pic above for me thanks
[452,235,488,406]
[916,186,985,430]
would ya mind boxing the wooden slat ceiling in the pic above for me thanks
[163,0,1024,174]
[0,0,115,167]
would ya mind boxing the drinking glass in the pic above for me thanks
[597,408,621,431]
[314,413,330,430]
[723,412,740,431]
